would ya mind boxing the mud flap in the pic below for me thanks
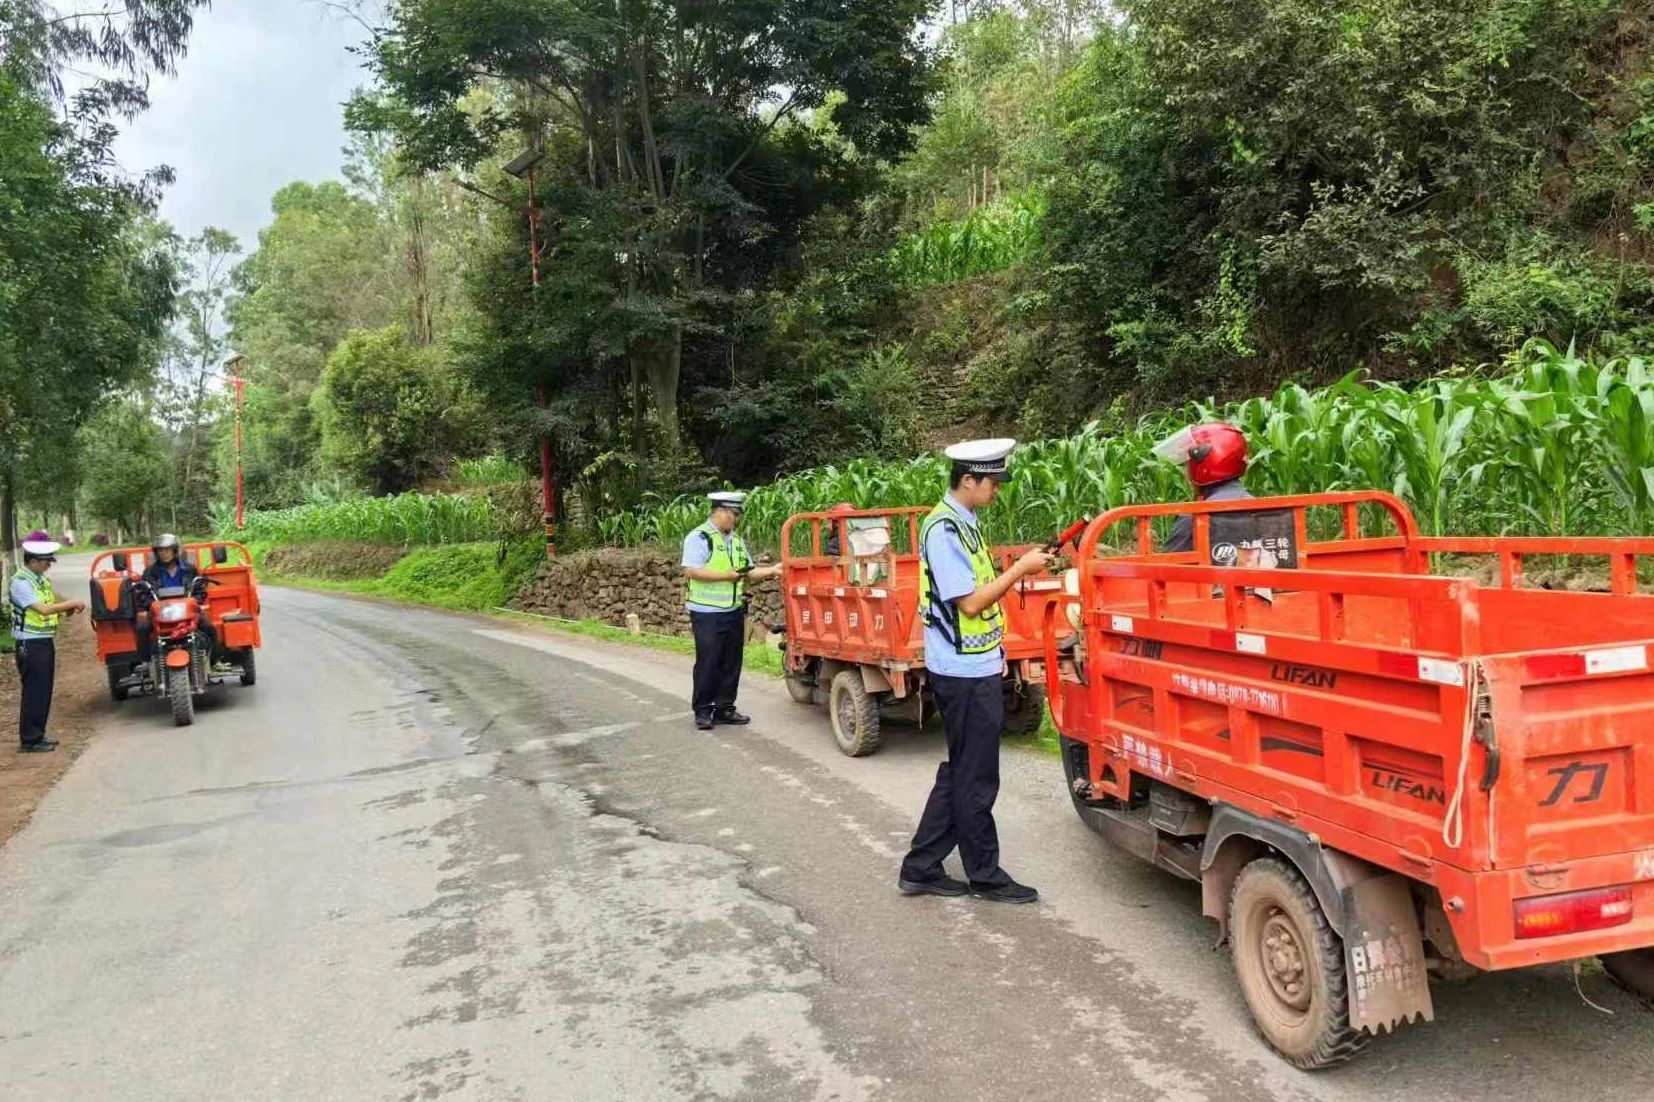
[1341,875,1434,1034]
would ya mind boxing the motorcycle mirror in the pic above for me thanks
[212,545,228,565]
[111,552,129,573]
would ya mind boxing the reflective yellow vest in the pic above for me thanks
[919,501,1003,654]
[687,521,751,610]
[10,568,59,638]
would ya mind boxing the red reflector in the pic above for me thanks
[1514,886,1634,939]
[1525,653,1587,680]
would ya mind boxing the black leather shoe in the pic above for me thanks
[19,740,58,754]
[694,713,715,731]
[899,875,968,897]
[714,709,751,726]
[970,880,1039,905]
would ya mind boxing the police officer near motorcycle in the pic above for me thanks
[898,440,1051,904]
[682,492,782,732]
[9,535,85,753]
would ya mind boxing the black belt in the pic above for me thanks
[15,637,55,646]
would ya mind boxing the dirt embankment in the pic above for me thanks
[0,619,106,845]
[262,541,407,581]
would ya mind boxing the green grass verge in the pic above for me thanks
[256,540,544,612]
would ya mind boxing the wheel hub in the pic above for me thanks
[1261,910,1311,1010]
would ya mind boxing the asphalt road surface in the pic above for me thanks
[1,581,1651,1101]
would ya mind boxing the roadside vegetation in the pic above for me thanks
[10,1,1654,580]
[596,341,1654,550]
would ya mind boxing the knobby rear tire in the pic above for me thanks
[784,673,815,704]
[239,648,257,687]
[108,666,129,703]
[828,670,881,757]
[1229,857,1369,1069]
[1602,949,1654,1011]
[1000,681,1046,737]
[168,665,195,727]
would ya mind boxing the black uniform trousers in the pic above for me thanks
[690,609,745,718]
[900,671,1012,888]
[15,637,56,747]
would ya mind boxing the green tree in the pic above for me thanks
[1017,0,1653,428]
[0,71,177,550]
[352,0,935,489]
[77,399,171,540]
[315,326,484,495]
[160,226,240,531]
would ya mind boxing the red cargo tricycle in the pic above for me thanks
[1048,490,1654,1067]
[778,506,1069,756]
[90,541,263,727]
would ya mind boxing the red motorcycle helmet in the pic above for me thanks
[1154,422,1248,487]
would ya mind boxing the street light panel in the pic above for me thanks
[503,148,548,179]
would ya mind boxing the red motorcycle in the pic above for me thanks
[133,575,219,726]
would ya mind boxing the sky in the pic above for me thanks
[112,0,374,253]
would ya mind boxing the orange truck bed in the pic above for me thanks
[780,506,1062,694]
[1050,491,1654,976]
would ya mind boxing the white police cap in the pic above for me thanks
[20,539,61,560]
[707,491,748,512]
[943,438,1017,481]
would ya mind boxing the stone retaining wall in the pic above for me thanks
[511,547,783,641]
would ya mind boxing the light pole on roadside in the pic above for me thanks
[503,141,557,558]
[222,353,248,530]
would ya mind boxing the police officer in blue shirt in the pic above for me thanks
[9,536,86,753]
[898,440,1051,904]
[682,492,781,731]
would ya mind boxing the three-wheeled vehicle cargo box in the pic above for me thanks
[780,506,1066,756]
[1047,491,1654,1067]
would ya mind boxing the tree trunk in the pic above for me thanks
[629,354,649,493]
[0,466,16,558]
[406,174,434,346]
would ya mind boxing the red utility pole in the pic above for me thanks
[223,357,249,530]
[507,141,556,557]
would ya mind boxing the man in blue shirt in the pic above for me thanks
[9,536,85,753]
[898,440,1051,904]
[682,492,782,731]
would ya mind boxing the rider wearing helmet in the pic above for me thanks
[142,534,196,592]
[1155,422,1253,554]
[136,534,213,660]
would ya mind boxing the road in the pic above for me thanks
[1,581,1650,1101]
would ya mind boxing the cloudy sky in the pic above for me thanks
[113,0,374,252]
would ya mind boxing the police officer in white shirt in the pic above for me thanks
[681,492,782,731]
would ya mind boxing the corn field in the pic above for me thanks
[889,191,1044,287]
[231,491,507,546]
[598,341,1654,551]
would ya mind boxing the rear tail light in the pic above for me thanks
[1514,886,1634,939]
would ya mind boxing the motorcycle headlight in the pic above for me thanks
[156,603,189,623]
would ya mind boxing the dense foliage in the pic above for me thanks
[595,342,1654,551]
[996,0,1654,430]
[0,1,203,548]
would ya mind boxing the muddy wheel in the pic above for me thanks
[828,669,881,757]
[784,673,815,705]
[107,666,129,703]
[1000,681,1047,737]
[239,648,257,687]
[167,666,195,727]
[1602,949,1654,1011]
[1230,857,1368,1069]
